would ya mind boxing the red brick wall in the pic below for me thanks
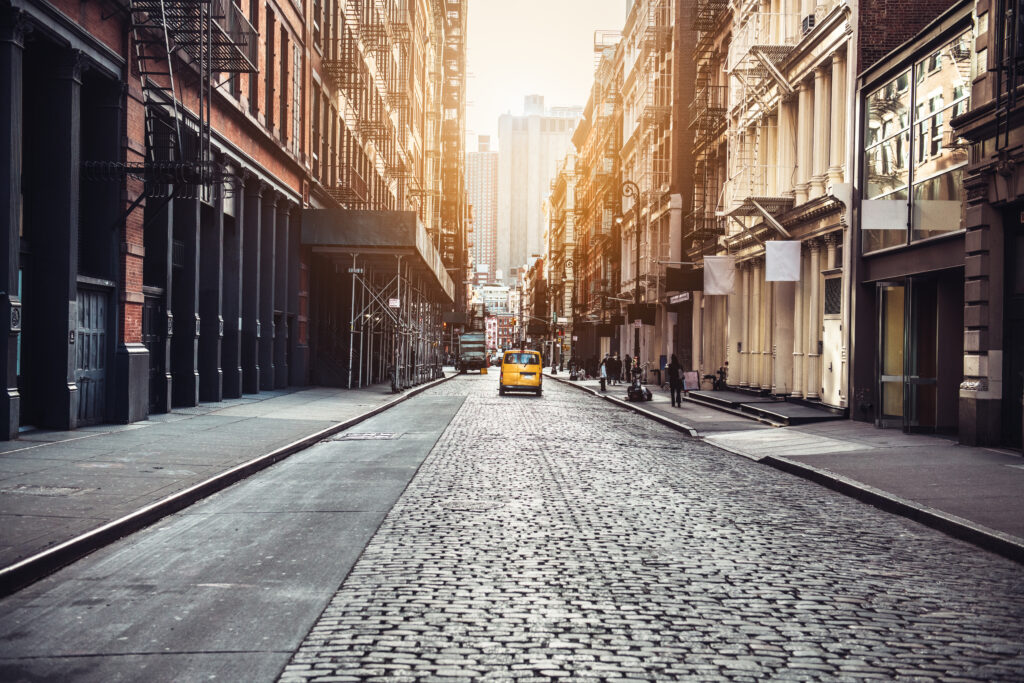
[858,0,959,72]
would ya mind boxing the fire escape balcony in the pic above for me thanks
[327,164,368,204]
[133,0,257,73]
[724,164,794,218]
[693,0,728,34]
[684,208,726,240]
[726,11,800,96]
[323,31,364,95]
[688,85,728,150]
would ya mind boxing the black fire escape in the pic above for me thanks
[90,0,257,205]
[686,0,728,254]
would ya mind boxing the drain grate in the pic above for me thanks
[335,432,398,441]
[0,484,88,497]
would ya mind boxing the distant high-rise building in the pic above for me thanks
[497,96,582,285]
[467,136,499,283]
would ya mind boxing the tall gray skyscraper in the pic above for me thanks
[466,136,499,283]
[497,96,582,285]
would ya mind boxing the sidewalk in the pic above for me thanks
[0,373,454,595]
[551,372,1024,564]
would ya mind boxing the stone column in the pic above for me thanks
[259,191,277,390]
[198,186,224,402]
[773,281,794,394]
[763,279,774,391]
[829,50,847,184]
[171,193,200,408]
[791,244,805,397]
[778,95,796,197]
[751,259,763,388]
[0,9,26,437]
[811,65,830,198]
[288,206,307,385]
[40,49,84,428]
[739,262,751,387]
[221,169,243,399]
[241,175,262,393]
[805,239,822,400]
[795,80,812,205]
[274,201,290,388]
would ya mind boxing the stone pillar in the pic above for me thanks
[259,191,277,390]
[171,194,200,408]
[274,201,290,388]
[763,279,774,390]
[288,205,307,385]
[795,80,812,205]
[778,95,796,197]
[751,259,763,388]
[739,262,751,387]
[221,169,243,399]
[0,9,26,437]
[828,51,847,185]
[805,239,822,400]
[198,187,224,402]
[811,65,830,199]
[792,244,805,397]
[241,175,262,393]
[773,281,795,394]
[40,49,84,428]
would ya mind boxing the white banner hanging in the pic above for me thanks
[704,256,736,295]
[765,241,801,281]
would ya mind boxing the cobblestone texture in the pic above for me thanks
[280,375,1024,681]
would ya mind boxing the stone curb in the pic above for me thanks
[549,373,1024,566]
[547,374,699,438]
[762,455,1024,565]
[0,373,457,598]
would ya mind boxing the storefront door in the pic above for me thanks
[876,277,942,432]
[877,282,905,428]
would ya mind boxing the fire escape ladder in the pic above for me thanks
[130,0,186,198]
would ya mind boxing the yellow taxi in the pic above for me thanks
[498,349,543,396]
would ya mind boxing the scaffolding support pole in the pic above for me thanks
[348,253,358,389]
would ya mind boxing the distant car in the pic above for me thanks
[490,355,502,367]
[499,350,543,396]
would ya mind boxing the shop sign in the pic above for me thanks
[669,292,690,305]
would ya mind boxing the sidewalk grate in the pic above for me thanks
[332,432,398,441]
[0,485,89,497]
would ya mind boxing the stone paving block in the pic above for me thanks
[278,375,1024,681]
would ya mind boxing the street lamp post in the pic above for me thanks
[620,180,642,374]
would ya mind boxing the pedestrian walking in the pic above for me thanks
[668,354,683,407]
[623,354,632,385]
[599,355,608,391]
[610,353,621,385]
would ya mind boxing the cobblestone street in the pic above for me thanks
[281,375,1024,681]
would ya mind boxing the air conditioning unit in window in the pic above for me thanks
[801,15,815,35]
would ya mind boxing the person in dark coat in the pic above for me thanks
[623,354,632,384]
[668,354,683,407]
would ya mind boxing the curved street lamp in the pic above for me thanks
[619,180,642,371]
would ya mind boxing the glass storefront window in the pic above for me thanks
[912,168,964,240]
[862,29,972,254]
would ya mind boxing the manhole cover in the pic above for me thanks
[335,432,398,440]
[439,500,502,512]
[0,485,87,497]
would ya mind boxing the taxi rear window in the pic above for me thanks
[504,353,540,365]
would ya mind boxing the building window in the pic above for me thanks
[862,29,971,253]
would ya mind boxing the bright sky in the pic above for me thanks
[465,0,628,148]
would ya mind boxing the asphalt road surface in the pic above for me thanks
[2,374,1023,681]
